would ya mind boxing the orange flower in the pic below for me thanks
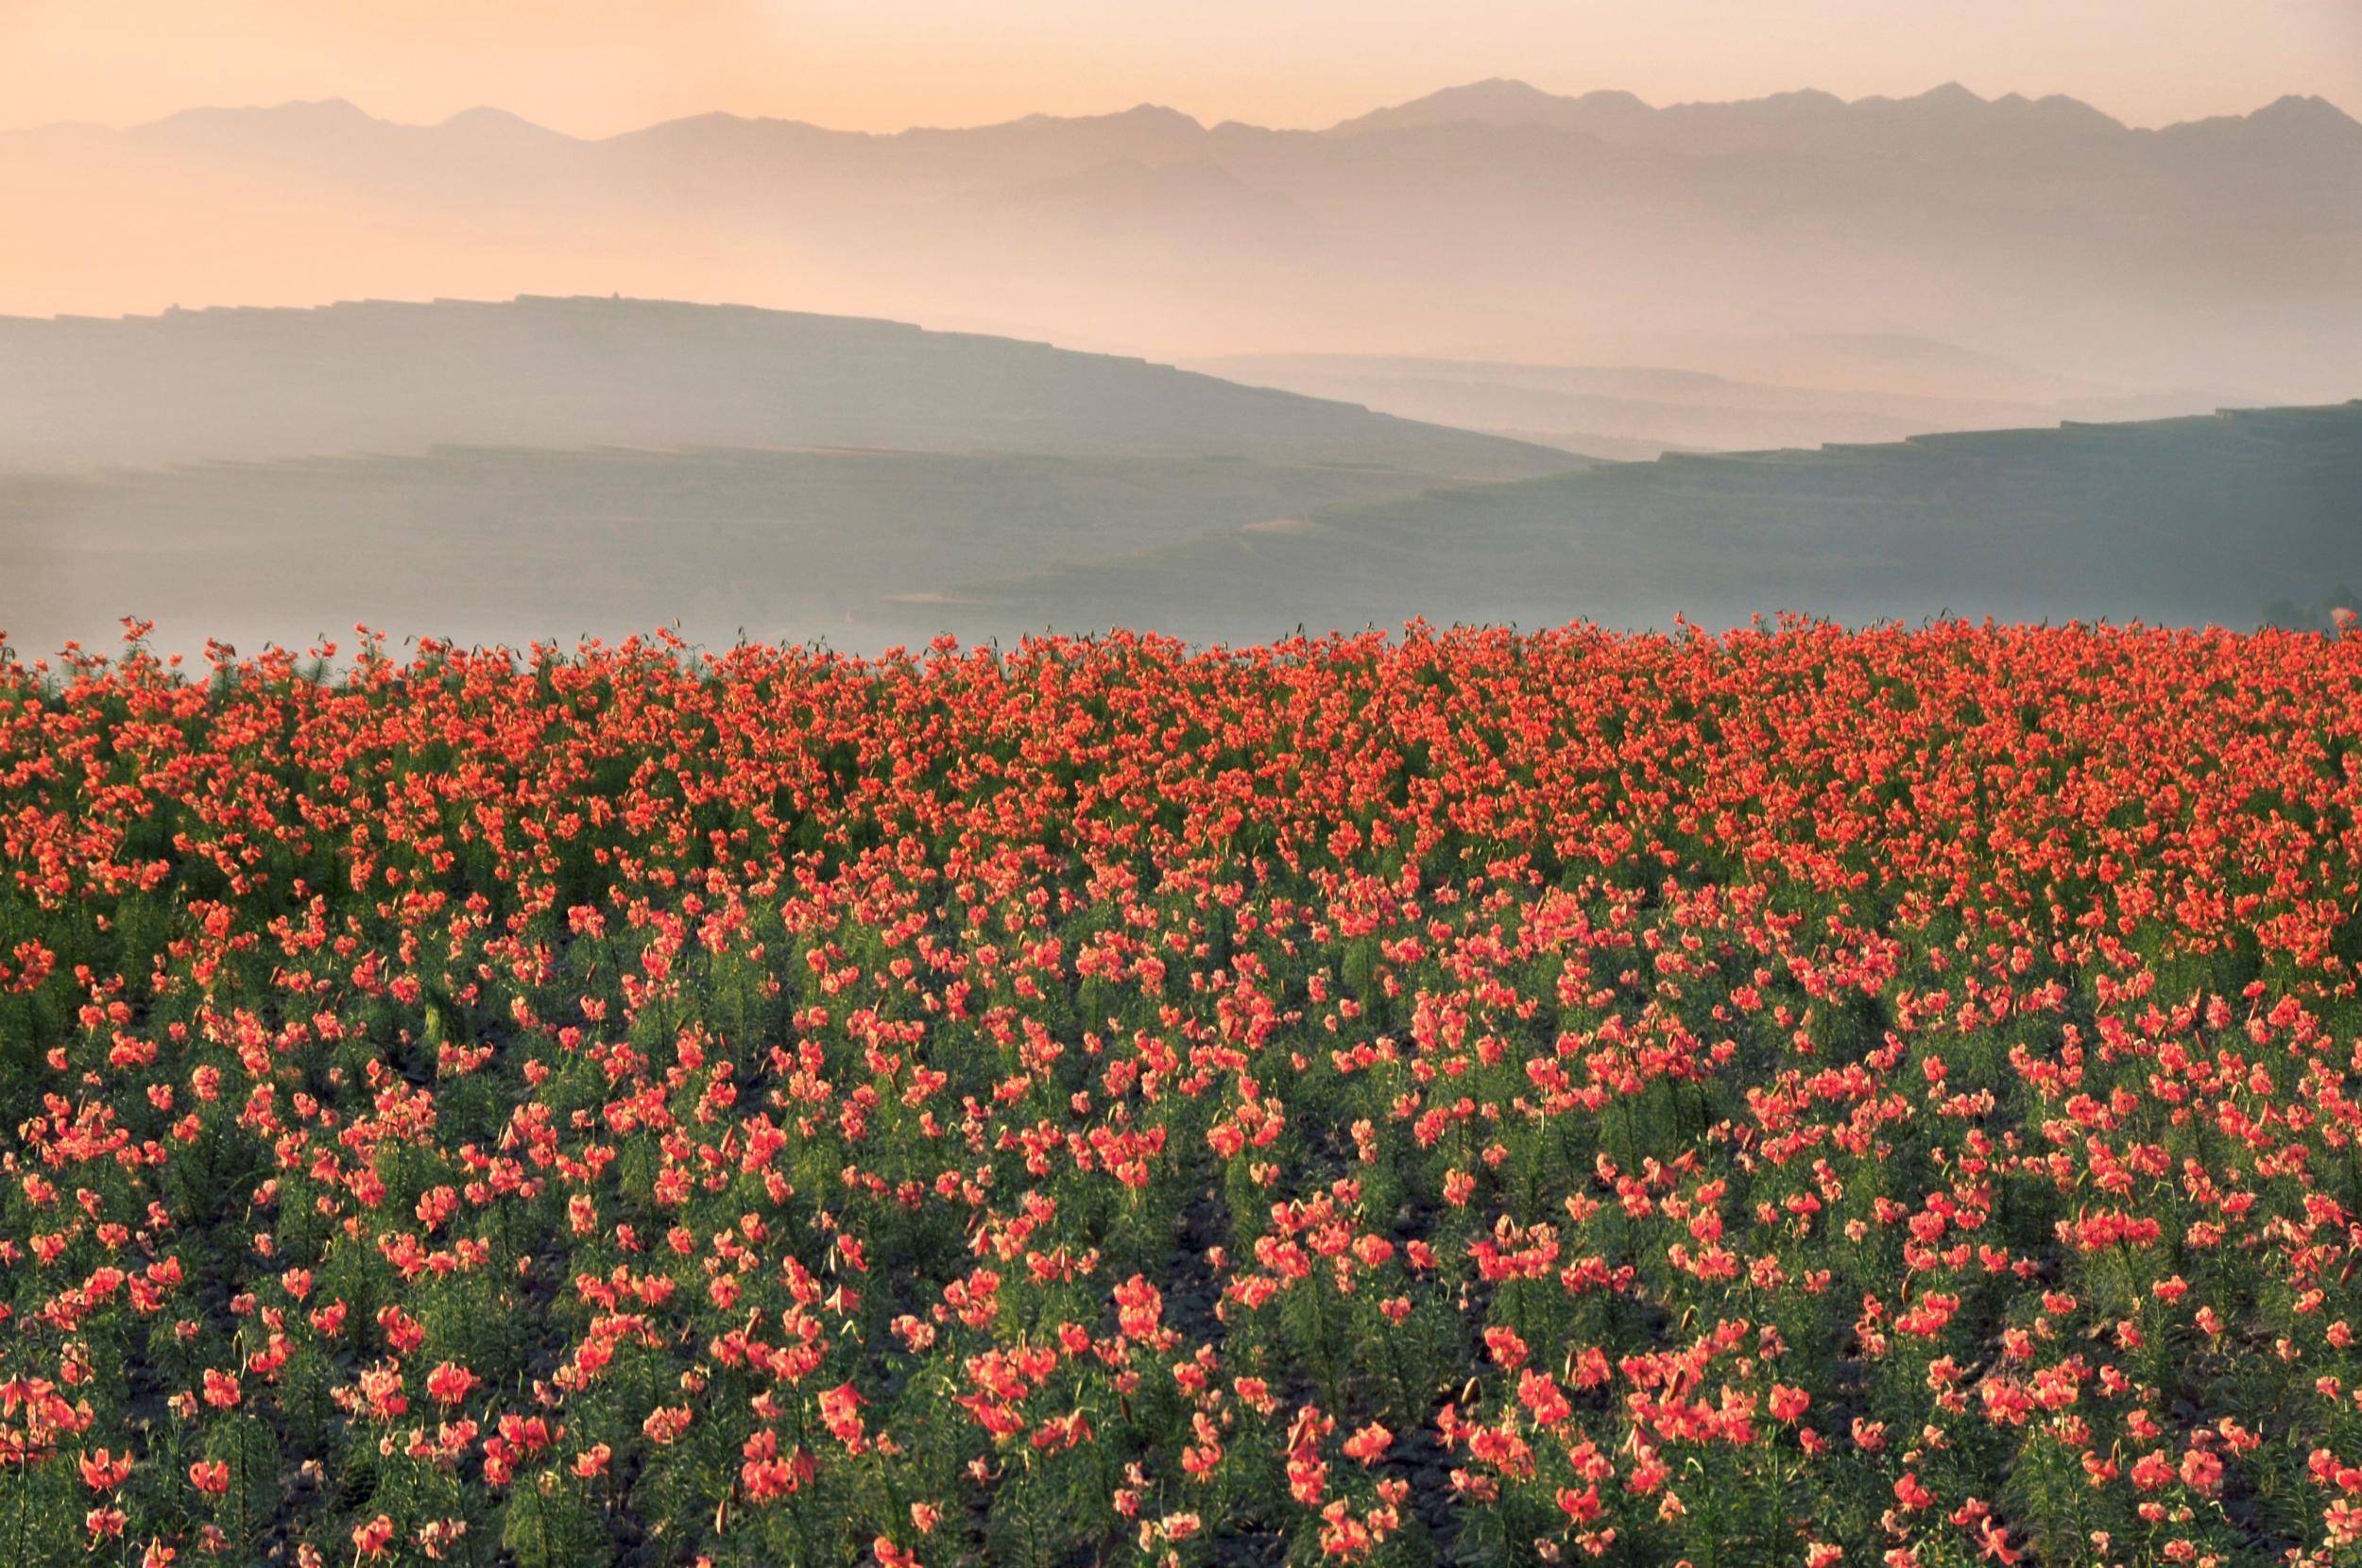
[351,1514,395,1559]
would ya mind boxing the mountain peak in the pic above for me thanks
[148,96,378,133]
[2250,93,2361,131]
[1984,91,2124,132]
[1393,78,1567,110]
[436,106,563,138]
[1440,77,1555,99]
[999,102,1201,133]
[2159,93,2362,145]
[1859,80,1999,117]
[1327,78,1604,135]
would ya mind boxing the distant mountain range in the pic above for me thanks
[5,81,2356,398]
[1330,77,2246,153]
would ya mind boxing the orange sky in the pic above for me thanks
[4,0,2357,136]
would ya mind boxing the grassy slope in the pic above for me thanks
[0,445,1526,658]
[946,403,2362,643]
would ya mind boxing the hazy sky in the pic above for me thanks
[6,0,2357,136]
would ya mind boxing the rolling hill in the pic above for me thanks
[1,446,1505,659]
[1186,352,2221,460]
[0,296,1579,660]
[941,403,2362,644]
[0,295,1569,474]
[9,400,2355,661]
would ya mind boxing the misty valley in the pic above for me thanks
[2,295,2357,659]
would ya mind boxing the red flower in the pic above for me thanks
[78,1448,132,1492]
[351,1515,395,1559]
[1114,1274,1165,1340]
[425,1361,480,1407]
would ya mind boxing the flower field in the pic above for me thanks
[5,617,2362,1567]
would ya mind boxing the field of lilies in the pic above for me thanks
[6,616,2362,1568]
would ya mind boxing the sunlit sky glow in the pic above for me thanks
[4,0,2357,136]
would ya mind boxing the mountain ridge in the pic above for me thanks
[7,79,2356,395]
[18,78,2343,143]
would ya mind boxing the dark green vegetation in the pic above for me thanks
[1,446,1504,656]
